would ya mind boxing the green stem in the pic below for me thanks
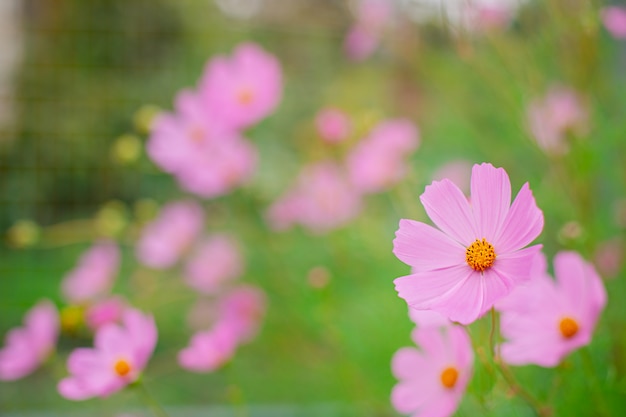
[495,360,550,417]
[489,308,550,417]
[489,307,498,359]
[135,380,169,417]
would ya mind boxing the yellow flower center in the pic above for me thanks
[114,359,132,377]
[440,366,459,389]
[237,88,254,105]
[465,238,496,272]
[559,317,579,339]
[60,305,85,334]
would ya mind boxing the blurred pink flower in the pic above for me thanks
[602,6,626,39]
[200,42,282,130]
[136,200,204,269]
[344,25,380,62]
[184,234,244,295]
[175,135,257,198]
[147,90,258,199]
[267,161,363,234]
[58,308,157,400]
[178,322,239,373]
[527,86,588,155]
[432,160,472,195]
[61,240,120,304]
[593,238,624,279]
[265,194,300,232]
[315,108,352,143]
[393,163,544,325]
[85,296,127,331]
[391,325,473,417]
[0,300,59,380]
[347,119,420,194]
[217,285,267,344]
[344,0,392,61]
[474,5,514,31]
[498,251,606,367]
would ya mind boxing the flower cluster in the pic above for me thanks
[147,43,282,198]
[391,162,607,417]
[267,116,419,234]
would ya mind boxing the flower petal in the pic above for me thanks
[449,326,474,370]
[420,179,477,246]
[470,163,511,242]
[58,377,95,401]
[394,265,472,310]
[94,324,131,356]
[414,392,460,417]
[479,269,516,316]
[500,313,563,367]
[494,182,543,253]
[123,309,158,368]
[391,380,440,415]
[553,251,606,320]
[431,272,485,325]
[492,244,543,285]
[393,219,465,272]
[411,327,449,362]
[391,347,428,380]
[67,348,101,375]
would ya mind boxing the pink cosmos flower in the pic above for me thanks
[85,296,127,331]
[200,42,282,130]
[58,308,157,400]
[315,107,352,143]
[178,322,239,373]
[61,240,120,304]
[391,325,473,417]
[267,161,362,234]
[347,119,420,194]
[0,300,59,380]
[147,89,258,199]
[216,285,267,344]
[498,251,606,367]
[527,86,588,155]
[184,234,244,295]
[602,6,626,39]
[393,163,544,325]
[136,200,204,269]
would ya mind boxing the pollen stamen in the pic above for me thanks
[440,366,459,389]
[114,359,132,377]
[465,238,496,272]
[237,88,254,105]
[559,317,579,339]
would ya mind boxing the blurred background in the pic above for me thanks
[1,0,626,416]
